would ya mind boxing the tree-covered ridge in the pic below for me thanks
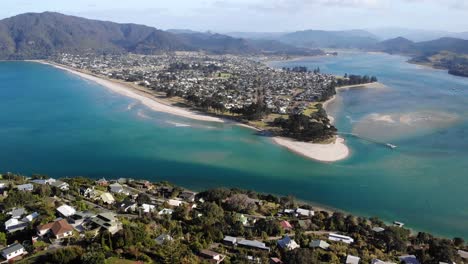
[0,173,466,264]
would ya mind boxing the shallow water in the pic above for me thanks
[1,55,467,239]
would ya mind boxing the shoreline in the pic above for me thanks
[32,60,350,162]
[33,60,225,123]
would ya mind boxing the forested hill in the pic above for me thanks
[0,12,321,59]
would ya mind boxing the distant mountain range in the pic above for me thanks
[0,12,322,59]
[374,37,468,55]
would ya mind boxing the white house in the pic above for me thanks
[167,199,183,207]
[5,218,28,233]
[296,208,314,217]
[109,183,124,194]
[328,233,354,244]
[50,180,70,191]
[346,255,360,264]
[17,184,33,191]
[1,243,25,260]
[158,208,174,215]
[141,204,156,213]
[57,205,76,217]
[100,192,115,204]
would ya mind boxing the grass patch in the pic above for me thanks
[303,103,319,117]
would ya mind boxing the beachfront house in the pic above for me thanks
[328,233,354,244]
[1,243,25,261]
[296,208,314,217]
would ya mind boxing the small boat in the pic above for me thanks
[386,143,397,149]
[393,221,405,228]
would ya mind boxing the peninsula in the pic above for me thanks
[36,53,377,162]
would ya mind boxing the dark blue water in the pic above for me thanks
[1,56,467,239]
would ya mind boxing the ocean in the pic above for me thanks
[0,53,467,239]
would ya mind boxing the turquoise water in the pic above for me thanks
[0,55,467,239]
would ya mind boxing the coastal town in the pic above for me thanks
[49,52,376,145]
[0,172,466,263]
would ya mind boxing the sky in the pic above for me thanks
[2,0,468,33]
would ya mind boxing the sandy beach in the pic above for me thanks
[273,136,349,162]
[34,60,353,162]
[34,61,224,123]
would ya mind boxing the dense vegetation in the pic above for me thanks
[0,173,466,264]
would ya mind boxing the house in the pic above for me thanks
[199,249,225,264]
[167,199,183,207]
[37,219,74,239]
[50,180,69,191]
[372,227,385,233]
[7,208,26,219]
[179,191,196,202]
[398,255,421,264]
[310,239,330,250]
[371,259,396,264]
[115,201,137,213]
[89,212,122,235]
[69,211,95,226]
[5,218,28,233]
[30,178,56,185]
[141,203,156,213]
[236,214,249,226]
[459,250,468,259]
[1,243,25,261]
[57,204,76,217]
[109,183,124,194]
[223,236,238,246]
[277,236,300,251]
[270,257,284,264]
[280,220,293,230]
[96,178,108,186]
[17,184,33,191]
[79,187,95,198]
[155,234,173,245]
[158,208,174,216]
[296,208,314,217]
[238,239,270,251]
[346,255,360,264]
[22,212,39,223]
[100,192,115,204]
[283,209,296,216]
[328,233,354,244]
